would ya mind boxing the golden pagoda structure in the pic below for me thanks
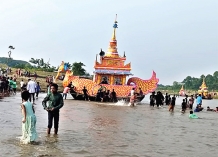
[198,78,210,98]
[179,85,185,96]
[93,15,131,85]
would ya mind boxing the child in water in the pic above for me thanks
[207,106,214,111]
[20,91,37,144]
[189,111,199,119]
[169,96,176,112]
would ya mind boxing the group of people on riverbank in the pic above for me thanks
[0,67,12,76]
[15,68,38,80]
[0,75,41,100]
[0,76,18,97]
[46,75,54,83]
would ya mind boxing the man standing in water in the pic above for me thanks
[196,94,202,106]
[27,79,36,104]
[82,86,89,101]
[42,83,64,135]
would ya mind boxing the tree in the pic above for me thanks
[71,62,88,76]
[172,81,180,91]
[182,76,192,89]
[29,58,37,64]
[213,71,218,84]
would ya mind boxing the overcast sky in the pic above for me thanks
[0,0,217,85]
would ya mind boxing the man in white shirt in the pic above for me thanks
[27,79,36,104]
[130,88,135,96]
[20,79,24,91]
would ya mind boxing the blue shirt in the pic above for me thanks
[196,96,202,105]
[35,85,41,92]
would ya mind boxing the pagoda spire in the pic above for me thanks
[105,14,119,57]
[180,85,184,91]
[111,14,118,40]
[200,77,207,89]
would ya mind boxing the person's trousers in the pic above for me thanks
[29,93,35,102]
[36,92,39,98]
[84,94,89,100]
[48,110,59,129]
[63,93,67,99]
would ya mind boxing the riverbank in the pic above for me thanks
[4,68,64,92]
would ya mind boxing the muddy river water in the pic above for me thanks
[0,93,218,157]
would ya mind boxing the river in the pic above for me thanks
[0,93,218,157]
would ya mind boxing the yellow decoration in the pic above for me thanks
[198,78,209,97]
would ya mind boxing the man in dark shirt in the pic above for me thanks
[110,89,117,102]
[165,93,169,105]
[105,90,110,102]
[42,83,64,135]
[181,99,186,113]
[185,94,188,102]
[156,91,162,107]
[82,86,89,101]
[150,91,156,107]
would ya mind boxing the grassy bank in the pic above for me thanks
[8,68,64,92]
[157,89,218,99]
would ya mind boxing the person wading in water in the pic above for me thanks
[82,86,89,101]
[42,83,64,135]
[150,91,156,107]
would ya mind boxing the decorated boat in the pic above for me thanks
[55,15,159,102]
[198,78,212,99]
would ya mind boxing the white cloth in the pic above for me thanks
[130,90,135,96]
[20,81,24,88]
[27,80,36,93]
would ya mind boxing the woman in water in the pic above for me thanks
[20,91,37,144]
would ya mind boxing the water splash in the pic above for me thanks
[97,99,139,106]
[114,100,130,106]
[97,99,131,106]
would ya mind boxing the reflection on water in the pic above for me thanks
[0,93,218,157]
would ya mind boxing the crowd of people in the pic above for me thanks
[149,91,218,118]
[0,76,18,97]
[0,75,41,101]
[14,68,38,80]
[0,67,12,76]
[46,75,54,83]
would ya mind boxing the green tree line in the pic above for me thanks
[11,58,91,76]
[158,71,218,91]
